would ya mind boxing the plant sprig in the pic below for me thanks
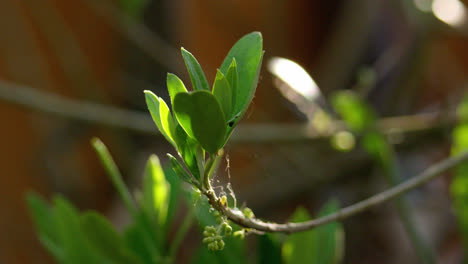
[144,32,468,252]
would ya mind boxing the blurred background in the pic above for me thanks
[1,0,468,263]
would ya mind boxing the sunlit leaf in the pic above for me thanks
[181,48,210,91]
[173,91,226,153]
[219,32,263,118]
[167,73,188,107]
[142,155,169,227]
[144,91,177,146]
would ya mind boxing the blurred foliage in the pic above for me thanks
[282,201,344,264]
[451,95,468,258]
[119,0,149,19]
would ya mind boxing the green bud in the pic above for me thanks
[242,207,254,219]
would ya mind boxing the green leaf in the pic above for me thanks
[331,91,376,132]
[174,125,201,180]
[282,201,344,264]
[212,70,232,120]
[167,73,188,106]
[219,32,263,117]
[173,91,227,153]
[224,58,238,120]
[168,153,193,184]
[181,48,210,91]
[142,155,169,227]
[81,212,143,264]
[144,90,177,146]
[26,193,65,262]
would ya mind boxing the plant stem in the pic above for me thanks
[203,150,468,233]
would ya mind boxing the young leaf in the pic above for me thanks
[168,153,193,184]
[144,90,177,146]
[282,201,344,264]
[181,48,210,91]
[167,73,188,106]
[173,91,227,154]
[81,212,143,264]
[219,32,263,117]
[225,59,238,120]
[142,155,170,226]
[174,125,201,180]
[212,70,232,120]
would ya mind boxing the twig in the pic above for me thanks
[203,150,468,233]
[0,79,456,143]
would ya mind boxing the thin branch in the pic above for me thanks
[203,150,468,233]
[0,79,456,144]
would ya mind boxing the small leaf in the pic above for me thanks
[173,91,226,153]
[81,212,143,264]
[168,153,193,184]
[181,48,210,91]
[212,70,232,120]
[144,90,177,146]
[219,32,263,117]
[167,73,188,106]
[142,155,170,227]
[174,125,201,180]
[225,58,238,120]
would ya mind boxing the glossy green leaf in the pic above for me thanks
[331,91,376,132]
[27,194,65,262]
[212,70,232,120]
[173,91,226,153]
[144,90,177,146]
[219,32,263,117]
[142,155,169,226]
[167,73,188,106]
[81,212,143,264]
[225,58,238,120]
[282,201,344,264]
[174,125,201,180]
[168,153,193,184]
[181,48,210,91]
